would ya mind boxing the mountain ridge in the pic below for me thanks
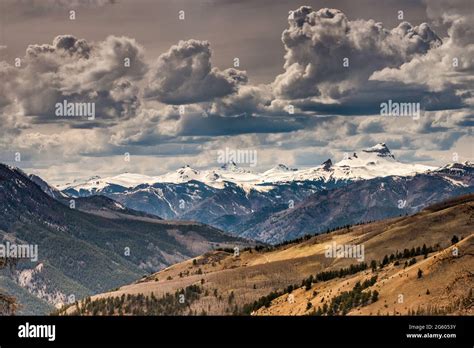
[57,143,437,193]
[0,163,249,314]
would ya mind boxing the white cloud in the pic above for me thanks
[272,7,441,100]
[370,14,474,95]
[6,35,147,125]
[145,39,247,104]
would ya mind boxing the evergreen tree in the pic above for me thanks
[370,260,377,272]
[371,290,379,302]
[421,244,427,255]
[228,291,235,304]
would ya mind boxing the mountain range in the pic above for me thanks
[57,144,473,243]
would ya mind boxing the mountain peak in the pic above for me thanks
[273,164,294,172]
[177,165,199,175]
[220,161,238,171]
[321,159,332,170]
[362,143,395,159]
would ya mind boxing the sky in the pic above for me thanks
[0,0,472,184]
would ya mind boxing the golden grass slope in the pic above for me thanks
[256,235,473,315]
[64,194,474,315]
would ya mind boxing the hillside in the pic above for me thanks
[256,235,473,316]
[61,194,474,316]
[0,164,248,314]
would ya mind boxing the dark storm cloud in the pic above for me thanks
[295,81,466,116]
[455,113,474,128]
[177,113,311,137]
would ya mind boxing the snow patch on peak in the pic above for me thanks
[220,161,249,174]
[270,164,295,172]
[177,165,199,175]
[362,143,395,159]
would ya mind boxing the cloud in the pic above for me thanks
[272,7,441,101]
[370,13,474,95]
[0,62,27,142]
[1,3,472,181]
[145,39,247,104]
[6,35,147,126]
[209,85,272,117]
[57,35,147,93]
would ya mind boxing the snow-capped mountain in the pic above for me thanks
[58,143,434,194]
[332,143,434,179]
[49,143,474,242]
[52,143,473,243]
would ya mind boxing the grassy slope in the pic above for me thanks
[257,235,473,315]
[68,194,473,315]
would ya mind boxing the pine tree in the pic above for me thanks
[371,290,379,302]
[370,260,377,272]
[421,244,427,255]
[228,291,235,304]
